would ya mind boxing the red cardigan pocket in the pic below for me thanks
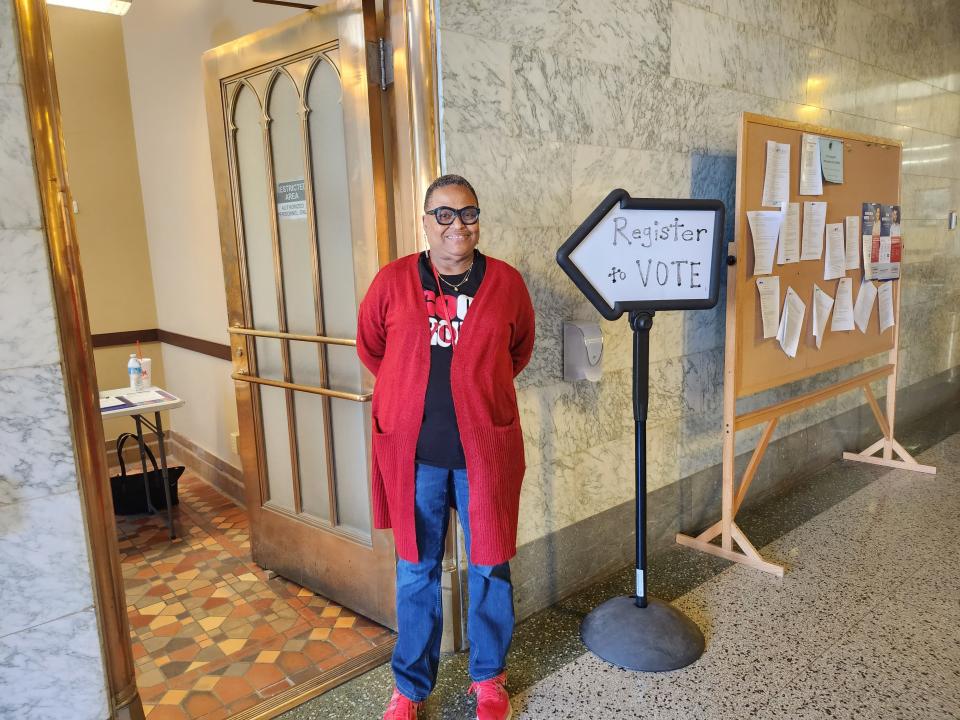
[468,420,526,488]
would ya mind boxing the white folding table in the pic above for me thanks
[100,386,185,538]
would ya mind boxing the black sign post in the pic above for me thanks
[557,189,726,672]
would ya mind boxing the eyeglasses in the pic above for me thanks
[426,205,480,225]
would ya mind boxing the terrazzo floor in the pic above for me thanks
[115,467,394,719]
[283,417,960,719]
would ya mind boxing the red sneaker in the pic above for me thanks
[468,672,512,720]
[383,688,420,719]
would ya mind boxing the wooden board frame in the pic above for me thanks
[676,114,936,577]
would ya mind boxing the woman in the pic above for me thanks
[357,174,535,720]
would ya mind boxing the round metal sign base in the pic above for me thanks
[580,596,705,672]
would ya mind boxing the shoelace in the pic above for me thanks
[468,678,506,700]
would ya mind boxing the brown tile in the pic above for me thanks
[212,676,253,705]
[276,651,310,675]
[243,662,285,691]
[144,706,188,720]
[182,691,220,718]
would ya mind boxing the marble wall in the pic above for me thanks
[437,0,960,547]
[0,2,109,718]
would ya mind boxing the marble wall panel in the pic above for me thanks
[0,609,108,720]
[670,2,742,91]
[570,145,690,222]
[0,229,58,371]
[439,0,671,73]
[0,0,18,85]
[0,83,40,230]
[0,489,94,636]
[0,364,76,505]
[444,129,573,228]
[440,30,515,137]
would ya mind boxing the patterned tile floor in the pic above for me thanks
[115,466,394,720]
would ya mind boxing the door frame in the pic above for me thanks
[11,0,443,717]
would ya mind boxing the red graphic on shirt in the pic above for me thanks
[424,289,474,348]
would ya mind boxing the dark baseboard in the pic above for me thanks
[511,365,960,622]
[167,431,245,507]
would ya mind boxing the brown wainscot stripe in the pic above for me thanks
[91,328,232,361]
[91,328,159,347]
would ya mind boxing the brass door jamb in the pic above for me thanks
[12,1,143,717]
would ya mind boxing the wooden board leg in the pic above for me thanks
[676,523,785,577]
[843,447,937,474]
[733,417,778,515]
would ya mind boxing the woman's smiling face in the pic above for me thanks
[422,184,480,265]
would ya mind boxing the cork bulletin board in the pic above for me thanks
[734,113,902,398]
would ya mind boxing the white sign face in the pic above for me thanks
[568,205,718,308]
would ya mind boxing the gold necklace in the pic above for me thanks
[436,261,474,292]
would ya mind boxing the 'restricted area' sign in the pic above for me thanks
[557,190,726,319]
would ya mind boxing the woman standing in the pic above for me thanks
[357,174,535,720]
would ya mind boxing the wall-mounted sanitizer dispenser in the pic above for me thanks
[563,321,603,382]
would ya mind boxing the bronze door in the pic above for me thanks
[203,2,396,628]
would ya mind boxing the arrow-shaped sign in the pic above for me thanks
[556,190,726,320]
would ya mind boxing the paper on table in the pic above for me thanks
[844,215,860,270]
[853,281,878,333]
[747,210,782,276]
[777,286,806,358]
[831,277,855,331]
[812,283,835,349]
[799,133,823,195]
[757,276,781,339]
[878,282,895,331]
[777,202,800,264]
[801,201,827,260]
[762,140,791,208]
[123,390,167,404]
[99,396,126,410]
[819,137,843,184]
[824,223,846,280]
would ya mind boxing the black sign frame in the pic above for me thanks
[556,189,727,320]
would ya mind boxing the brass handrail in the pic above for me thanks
[229,326,357,347]
[232,372,372,403]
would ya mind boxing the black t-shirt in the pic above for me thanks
[415,250,486,469]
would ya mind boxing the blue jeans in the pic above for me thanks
[392,464,514,702]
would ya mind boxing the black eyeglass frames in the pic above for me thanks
[426,205,481,225]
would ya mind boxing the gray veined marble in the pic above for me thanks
[0,0,20,85]
[0,83,40,230]
[440,30,516,137]
[0,364,77,505]
[0,228,59,371]
[0,609,108,720]
[0,489,95,637]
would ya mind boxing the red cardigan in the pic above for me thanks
[356,253,535,565]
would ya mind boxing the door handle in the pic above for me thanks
[229,326,356,347]
[232,371,372,403]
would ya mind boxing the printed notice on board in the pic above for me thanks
[777,286,805,358]
[777,202,800,264]
[812,283,834,349]
[762,140,791,208]
[801,201,827,260]
[844,215,860,270]
[831,277,855,331]
[854,281,878,333]
[276,179,307,219]
[799,133,823,195]
[757,276,781,339]
[747,210,782,275]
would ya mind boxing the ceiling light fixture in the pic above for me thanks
[46,0,132,15]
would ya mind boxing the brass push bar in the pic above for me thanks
[232,372,372,403]
[229,326,357,347]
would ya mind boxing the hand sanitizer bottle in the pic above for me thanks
[128,354,144,391]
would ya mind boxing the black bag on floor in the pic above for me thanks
[110,432,184,515]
